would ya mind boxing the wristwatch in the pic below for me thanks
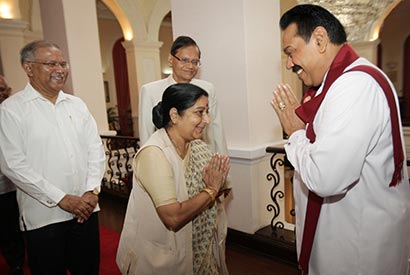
[92,188,100,196]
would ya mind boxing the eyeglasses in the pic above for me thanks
[27,60,70,70]
[172,54,201,67]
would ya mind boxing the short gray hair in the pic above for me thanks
[20,40,61,65]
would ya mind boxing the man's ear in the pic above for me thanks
[312,26,328,53]
[167,54,173,67]
[22,62,34,77]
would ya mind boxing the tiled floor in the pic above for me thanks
[98,194,300,275]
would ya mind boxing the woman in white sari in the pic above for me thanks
[117,83,230,275]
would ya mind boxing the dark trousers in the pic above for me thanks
[25,212,100,275]
[0,191,25,270]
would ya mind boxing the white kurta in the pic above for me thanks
[285,58,410,275]
[0,170,15,194]
[138,75,228,156]
[0,83,106,230]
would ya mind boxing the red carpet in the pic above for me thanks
[0,225,121,275]
[99,225,121,275]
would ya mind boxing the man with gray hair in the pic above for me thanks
[0,41,105,275]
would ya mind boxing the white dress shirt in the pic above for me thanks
[0,171,15,194]
[0,83,106,231]
[285,58,410,274]
[138,75,228,156]
[0,101,16,195]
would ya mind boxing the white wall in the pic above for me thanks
[171,0,284,233]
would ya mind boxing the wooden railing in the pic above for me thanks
[100,135,140,199]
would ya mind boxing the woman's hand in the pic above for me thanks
[202,153,230,193]
[157,153,230,232]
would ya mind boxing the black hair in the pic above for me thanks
[152,83,208,129]
[20,40,61,65]
[279,4,347,45]
[170,36,201,58]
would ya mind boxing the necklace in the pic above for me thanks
[166,129,186,159]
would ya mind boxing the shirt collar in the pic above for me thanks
[167,74,196,85]
[167,74,178,85]
[23,83,69,104]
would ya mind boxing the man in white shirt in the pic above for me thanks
[139,36,228,156]
[271,4,410,275]
[0,75,25,275]
[0,40,106,275]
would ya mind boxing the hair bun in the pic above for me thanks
[152,101,164,129]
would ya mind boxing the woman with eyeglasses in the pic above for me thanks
[117,83,230,275]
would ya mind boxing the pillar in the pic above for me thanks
[351,40,381,65]
[0,19,28,92]
[122,39,163,137]
[38,0,109,132]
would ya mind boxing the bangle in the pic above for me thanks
[92,188,100,196]
[202,187,216,201]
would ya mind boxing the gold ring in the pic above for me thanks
[278,102,286,110]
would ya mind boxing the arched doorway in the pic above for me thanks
[112,38,133,136]
[96,0,173,137]
[378,0,410,124]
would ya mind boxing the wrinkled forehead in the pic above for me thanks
[34,46,65,59]
[189,95,209,109]
[175,45,200,57]
[282,23,300,45]
[282,23,310,54]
